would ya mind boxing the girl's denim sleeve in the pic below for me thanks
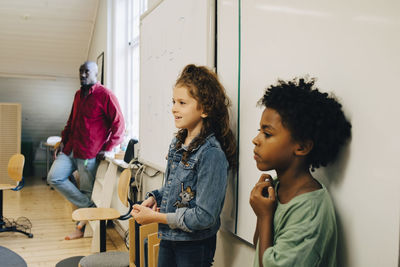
[166,147,228,231]
[148,187,164,207]
[147,163,169,206]
[147,172,167,207]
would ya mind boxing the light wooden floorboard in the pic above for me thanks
[1,175,127,267]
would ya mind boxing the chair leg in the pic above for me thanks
[0,226,33,238]
[100,220,106,252]
[0,190,33,238]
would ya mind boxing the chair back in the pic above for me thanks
[118,168,132,207]
[8,154,24,182]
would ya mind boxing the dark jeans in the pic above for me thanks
[158,234,217,267]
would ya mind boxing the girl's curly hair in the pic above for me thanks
[174,64,236,169]
[259,77,351,170]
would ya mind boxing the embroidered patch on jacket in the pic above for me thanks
[173,182,195,208]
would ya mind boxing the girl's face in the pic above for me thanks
[172,86,206,136]
[252,108,298,172]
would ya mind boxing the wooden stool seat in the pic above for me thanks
[0,184,16,190]
[72,208,120,222]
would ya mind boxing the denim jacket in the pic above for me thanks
[148,134,229,241]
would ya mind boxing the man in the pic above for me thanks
[47,61,125,239]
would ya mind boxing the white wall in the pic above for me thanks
[239,2,400,267]
[0,76,78,175]
[215,230,255,267]
[88,0,109,86]
[0,77,77,144]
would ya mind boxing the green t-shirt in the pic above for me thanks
[253,182,337,267]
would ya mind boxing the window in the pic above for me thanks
[109,0,147,142]
[128,0,148,140]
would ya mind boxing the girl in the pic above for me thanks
[250,78,351,267]
[131,64,236,267]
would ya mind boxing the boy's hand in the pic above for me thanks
[131,204,156,224]
[250,174,276,218]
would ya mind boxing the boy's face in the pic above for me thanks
[252,108,298,172]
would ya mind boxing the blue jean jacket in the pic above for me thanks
[149,134,229,241]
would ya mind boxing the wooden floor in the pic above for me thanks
[1,175,127,267]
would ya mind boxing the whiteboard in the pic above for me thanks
[233,1,400,266]
[139,0,215,171]
[216,0,240,234]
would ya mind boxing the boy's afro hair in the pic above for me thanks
[259,77,352,170]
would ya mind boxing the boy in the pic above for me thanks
[250,78,351,267]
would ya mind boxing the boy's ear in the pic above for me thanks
[294,140,313,156]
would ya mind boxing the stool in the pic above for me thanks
[0,246,27,267]
[55,256,85,267]
[79,251,129,267]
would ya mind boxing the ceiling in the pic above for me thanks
[0,0,99,79]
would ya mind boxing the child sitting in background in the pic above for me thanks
[250,78,351,267]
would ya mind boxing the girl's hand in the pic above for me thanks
[131,204,157,225]
[250,174,277,218]
[141,196,157,211]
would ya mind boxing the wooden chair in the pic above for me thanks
[72,168,133,252]
[0,154,33,238]
[57,166,135,266]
